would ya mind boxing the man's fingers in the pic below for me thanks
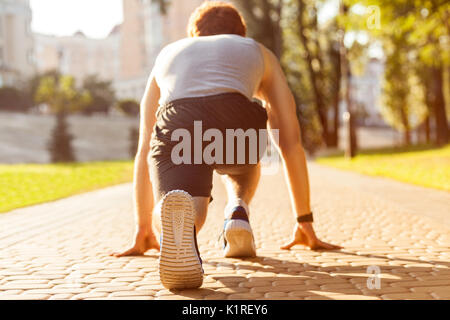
[311,240,342,251]
[111,247,141,257]
[320,241,342,250]
[280,239,298,250]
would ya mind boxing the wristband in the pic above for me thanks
[297,212,314,223]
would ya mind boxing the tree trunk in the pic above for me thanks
[339,3,357,157]
[329,43,341,148]
[238,0,283,59]
[400,105,411,146]
[425,114,431,144]
[346,70,358,157]
[431,66,449,146]
[272,0,283,59]
[297,0,328,146]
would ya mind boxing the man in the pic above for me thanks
[112,1,340,289]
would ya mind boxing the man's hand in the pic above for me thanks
[281,222,342,251]
[111,226,160,257]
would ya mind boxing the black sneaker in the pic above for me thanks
[222,206,256,257]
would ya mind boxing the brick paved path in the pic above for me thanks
[0,163,449,300]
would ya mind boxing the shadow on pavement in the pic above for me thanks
[168,249,449,299]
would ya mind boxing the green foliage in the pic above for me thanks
[233,0,284,57]
[0,87,29,112]
[116,99,140,117]
[35,75,92,114]
[0,161,134,213]
[25,70,61,109]
[34,74,91,162]
[282,0,344,148]
[82,75,116,115]
[344,0,449,144]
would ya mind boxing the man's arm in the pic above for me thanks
[256,45,311,218]
[112,71,161,256]
[256,44,341,251]
[133,72,160,227]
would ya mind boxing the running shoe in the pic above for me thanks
[222,206,256,258]
[159,190,203,289]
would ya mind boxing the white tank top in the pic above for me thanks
[153,34,265,106]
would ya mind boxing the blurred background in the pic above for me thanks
[0,0,448,212]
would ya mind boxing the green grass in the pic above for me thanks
[0,161,134,213]
[316,144,450,192]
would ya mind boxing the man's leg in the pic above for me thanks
[219,163,261,257]
[221,163,261,206]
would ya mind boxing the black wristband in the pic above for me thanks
[297,212,314,223]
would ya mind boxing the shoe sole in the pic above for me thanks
[224,220,256,258]
[159,190,203,289]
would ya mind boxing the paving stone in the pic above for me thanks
[49,294,75,300]
[381,292,434,300]
[228,293,263,300]
[0,163,448,300]
[109,290,156,297]
[0,294,50,300]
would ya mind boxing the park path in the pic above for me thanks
[0,162,449,300]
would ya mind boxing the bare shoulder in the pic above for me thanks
[254,42,284,91]
[255,42,277,61]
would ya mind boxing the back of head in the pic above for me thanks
[187,1,247,38]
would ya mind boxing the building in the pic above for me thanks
[0,0,34,87]
[351,57,385,125]
[34,26,121,85]
[114,0,205,101]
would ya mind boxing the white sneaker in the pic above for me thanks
[159,190,203,289]
[222,206,256,258]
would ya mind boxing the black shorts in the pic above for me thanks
[148,92,268,202]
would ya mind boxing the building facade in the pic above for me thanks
[0,0,34,87]
[351,58,385,125]
[114,0,205,101]
[34,26,121,85]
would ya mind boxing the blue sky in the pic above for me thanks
[30,0,123,38]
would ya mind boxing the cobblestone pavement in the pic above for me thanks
[0,163,449,300]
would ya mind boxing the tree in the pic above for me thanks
[35,75,91,162]
[232,0,284,58]
[295,0,328,146]
[24,70,61,110]
[82,75,116,115]
[327,23,342,148]
[349,0,450,145]
[0,87,28,112]
[35,75,91,114]
[281,0,347,149]
[116,99,140,117]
